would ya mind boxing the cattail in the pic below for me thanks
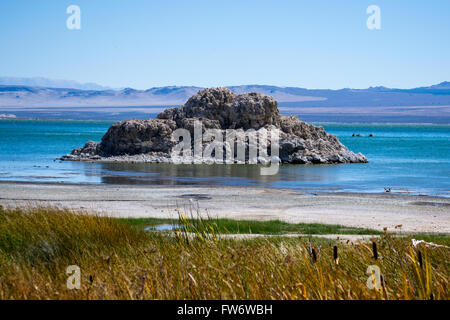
[372,241,378,260]
[418,250,423,269]
[311,248,317,263]
[333,246,339,264]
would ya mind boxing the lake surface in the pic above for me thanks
[0,119,449,197]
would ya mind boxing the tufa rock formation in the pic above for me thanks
[62,88,368,164]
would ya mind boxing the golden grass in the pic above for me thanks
[0,206,448,300]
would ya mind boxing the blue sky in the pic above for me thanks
[0,0,449,89]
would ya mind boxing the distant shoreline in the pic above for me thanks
[1,113,449,125]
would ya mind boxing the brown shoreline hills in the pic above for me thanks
[63,88,368,164]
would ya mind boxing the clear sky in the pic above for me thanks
[0,0,449,89]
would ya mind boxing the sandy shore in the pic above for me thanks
[0,181,449,233]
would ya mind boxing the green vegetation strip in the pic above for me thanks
[117,217,384,235]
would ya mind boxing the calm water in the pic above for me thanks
[0,119,449,197]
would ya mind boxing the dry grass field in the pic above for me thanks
[0,206,448,300]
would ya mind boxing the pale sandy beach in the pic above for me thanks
[1,181,449,233]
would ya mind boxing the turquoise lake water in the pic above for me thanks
[0,119,449,197]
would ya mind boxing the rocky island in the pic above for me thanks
[62,88,368,164]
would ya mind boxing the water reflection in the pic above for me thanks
[144,224,182,231]
[77,161,346,190]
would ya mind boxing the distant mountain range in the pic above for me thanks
[0,77,449,108]
[0,77,111,91]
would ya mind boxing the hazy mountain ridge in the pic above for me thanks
[0,80,449,108]
[0,77,111,91]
